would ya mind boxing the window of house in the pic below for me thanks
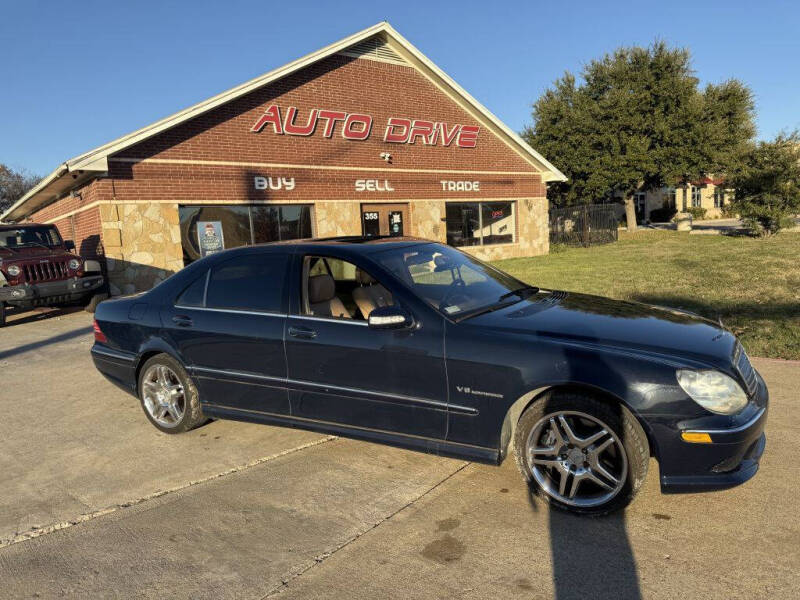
[179,204,313,265]
[205,253,288,313]
[667,188,677,208]
[714,188,725,208]
[682,188,688,211]
[446,201,516,247]
[691,186,702,208]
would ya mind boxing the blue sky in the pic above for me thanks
[2,0,798,175]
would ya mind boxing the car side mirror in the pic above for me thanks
[64,240,76,251]
[368,305,413,330]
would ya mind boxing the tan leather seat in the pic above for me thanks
[352,268,393,319]
[308,274,351,318]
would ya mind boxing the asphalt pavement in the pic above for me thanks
[0,308,797,599]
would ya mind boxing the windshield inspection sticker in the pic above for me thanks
[456,386,503,399]
[444,306,461,314]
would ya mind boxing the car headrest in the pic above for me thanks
[356,268,376,286]
[308,274,336,303]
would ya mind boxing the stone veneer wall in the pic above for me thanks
[100,202,183,296]
[314,202,361,237]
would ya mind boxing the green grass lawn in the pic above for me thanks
[494,231,800,360]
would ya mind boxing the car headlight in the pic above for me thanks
[676,369,748,415]
[7,265,21,277]
[69,258,81,270]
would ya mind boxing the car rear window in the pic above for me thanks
[205,253,287,313]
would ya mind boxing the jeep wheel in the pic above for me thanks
[138,354,206,434]
[514,392,649,516]
[85,293,109,313]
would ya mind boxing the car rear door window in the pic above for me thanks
[206,253,288,313]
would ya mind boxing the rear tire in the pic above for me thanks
[137,353,206,434]
[85,293,109,313]
[514,391,649,516]
[0,302,6,327]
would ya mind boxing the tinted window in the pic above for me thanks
[206,254,288,312]
[179,204,313,265]
[176,271,208,307]
[446,203,481,247]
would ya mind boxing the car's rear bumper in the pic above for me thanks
[91,343,137,395]
[0,275,104,304]
[659,373,768,494]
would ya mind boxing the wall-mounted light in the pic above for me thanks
[379,152,392,163]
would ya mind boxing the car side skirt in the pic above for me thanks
[203,403,500,465]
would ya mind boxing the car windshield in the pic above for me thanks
[0,226,63,249]
[373,243,536,320]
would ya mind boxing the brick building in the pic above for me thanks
[1,23,565,295]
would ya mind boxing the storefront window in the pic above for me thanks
[179,204,312,264]
[446,202,515,247]
[480,202,515,245]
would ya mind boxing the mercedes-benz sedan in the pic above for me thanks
[91,237,767,514]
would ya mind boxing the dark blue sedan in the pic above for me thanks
[91,237,767,514]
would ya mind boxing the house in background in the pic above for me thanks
[635,176,730,222]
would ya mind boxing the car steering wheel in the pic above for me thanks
[438,278,467,312]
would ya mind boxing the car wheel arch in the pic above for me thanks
[133,345,188,396]
[499,383,658,463]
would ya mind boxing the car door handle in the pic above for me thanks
[172,315,193,327]
[288,325,317,339]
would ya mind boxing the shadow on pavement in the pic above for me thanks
[0,324,93,360]
[3,305,85,328]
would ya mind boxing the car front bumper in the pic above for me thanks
[0,275,104,304]
[658,372,768,494]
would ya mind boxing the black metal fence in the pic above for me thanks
[549,204,618,247]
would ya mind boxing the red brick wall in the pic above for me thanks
[27,178,110,260]
[109,54,545,202]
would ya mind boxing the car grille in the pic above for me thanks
[23,260,70,282]
[734,344,758,397]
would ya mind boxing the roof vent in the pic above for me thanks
[339,37,406,65]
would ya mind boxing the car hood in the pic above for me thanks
[469,290,737,367]
[0,246,75,261]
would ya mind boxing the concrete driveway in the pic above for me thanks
[0,309,797,599]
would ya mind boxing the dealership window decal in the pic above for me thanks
[250,105,479,147]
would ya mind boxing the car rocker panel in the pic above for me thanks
[90,237,767,515]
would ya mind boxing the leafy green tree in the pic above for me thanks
[730,132,800,236]
[0,164,41,216]
[523,41,755,231]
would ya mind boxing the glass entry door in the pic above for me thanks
[361,203,409,237]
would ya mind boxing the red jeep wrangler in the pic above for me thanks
[0,223,105,326]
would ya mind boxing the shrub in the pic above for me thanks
[686,207,707,219]
[730,132,800,236]
[648,206,677,222]
[720,204,738,218]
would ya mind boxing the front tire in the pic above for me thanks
[138,354,205,434]
[514,391,649,515]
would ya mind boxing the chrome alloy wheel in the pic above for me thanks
[526,410,627,507]
[141,364,186,428]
